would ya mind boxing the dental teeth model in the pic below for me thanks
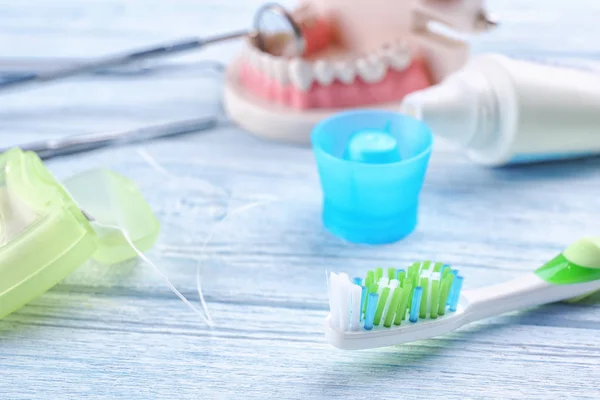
[224,0,497,144]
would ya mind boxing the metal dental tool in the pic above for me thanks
[2,117,222,160]
[0,2,304,94]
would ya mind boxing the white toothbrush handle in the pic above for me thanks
[462,272,600,323]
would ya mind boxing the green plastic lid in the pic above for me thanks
[62,168,160,264]
[0,148,159,319]
[535,237,600,285]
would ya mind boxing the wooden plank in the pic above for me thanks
[1,0,600,398]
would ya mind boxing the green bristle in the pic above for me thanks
[370,283,379,295]
[412,272,420,288]
[430,279,440,319]
[408,262,419,277]
[397,271,405,287]
[402,283,414,321]
[384,287,402,327]
[433,262,444,272]
[394,283,413,325]
[419,277,429,318]
[362,272,374,315]
[421,260,432,271]
[362,285,370,315]
[392,287,404,325]
[375,267,383,282]
[387,267,396,281]
[373,287,390,325]
[438,273,454,316]
[442,265,451,279]
[365,270,374,288]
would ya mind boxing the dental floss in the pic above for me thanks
[136,149,233,324]
[91,220,215,327]
[401,53,600,167]
[136,150,285,325]
[192,197,280,323]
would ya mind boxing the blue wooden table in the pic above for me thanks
[1,1,600,398]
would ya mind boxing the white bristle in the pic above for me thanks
[326,271,334,306]
[350,284,362,331]
[420,267,431,279]
[329,272,341,329]
[338,274,352,330]
[425,277,435,318]
[429,271,441,281]
[389,279,399,289]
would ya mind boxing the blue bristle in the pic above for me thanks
[364,293,379,330]
[449,275,464,312]
[409,286,423,323]
[353,277,363,286]
[447,269,459,305]
[359,286,367,321]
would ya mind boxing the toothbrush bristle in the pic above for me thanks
[327,261,464,332]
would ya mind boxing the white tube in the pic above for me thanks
[400,53,600,167]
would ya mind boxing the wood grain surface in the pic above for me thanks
[1,1,599,399]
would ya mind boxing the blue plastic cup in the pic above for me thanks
[311,109,433,244]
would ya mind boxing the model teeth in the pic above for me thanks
[273,58,289,85]
[356,54,387,83]
[259,52,275,78]
[288,58,313,91]
[383,42,411,71]
[241,41,413,89]
[334,61,356,84]
[246,45,260,68]
[313,60,336,85]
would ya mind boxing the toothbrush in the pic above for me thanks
[325,237,600,350]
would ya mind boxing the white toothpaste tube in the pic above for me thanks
[400,53,600,167]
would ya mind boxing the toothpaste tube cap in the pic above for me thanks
[311,109,433,244]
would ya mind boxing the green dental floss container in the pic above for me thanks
[0,148,159,319]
